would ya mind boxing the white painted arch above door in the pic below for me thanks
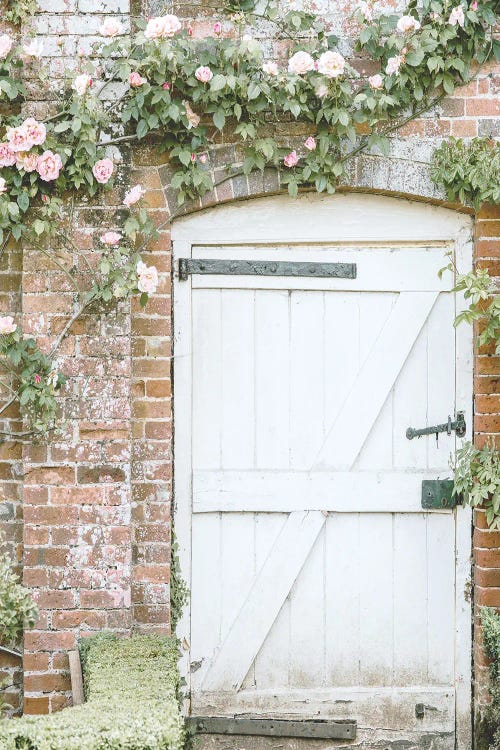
[172,193,474,750]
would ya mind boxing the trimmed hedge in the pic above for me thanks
[481,609,500,750]
[0,633,185,750]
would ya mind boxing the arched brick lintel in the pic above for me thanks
[157,148,474,221]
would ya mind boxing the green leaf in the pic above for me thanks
[210,74,226,91]
[247,82,261,100]
[213,109,226,130]
[136,119,148,139]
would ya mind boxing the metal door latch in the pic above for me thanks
[421,479,462,509]
[406,411,466,441]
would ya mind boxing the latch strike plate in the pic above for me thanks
[421,479,462,510]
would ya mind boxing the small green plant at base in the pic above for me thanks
[170,536,189,634]
[0,543,37,650]
[431,138,500,208]
[453,441,500,529]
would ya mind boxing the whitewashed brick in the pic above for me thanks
[78,0,129,12]
[37,0,77,11]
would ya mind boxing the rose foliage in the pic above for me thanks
[0,0,498,441]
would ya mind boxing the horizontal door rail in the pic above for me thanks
[179,258,357,280]
[186,716,357,740]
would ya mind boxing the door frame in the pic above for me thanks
[171,192,474,747]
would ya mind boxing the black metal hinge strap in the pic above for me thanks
[178,258,357,281]
[186,717,357,740]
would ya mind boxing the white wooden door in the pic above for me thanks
[173,194,473,749]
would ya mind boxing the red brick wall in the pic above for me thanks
[473,204,500,721]
[0,0,499,726]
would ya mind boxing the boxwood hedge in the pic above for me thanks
[0,633,185,750]
[480,609,500,750]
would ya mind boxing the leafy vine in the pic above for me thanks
[0,0,498,445]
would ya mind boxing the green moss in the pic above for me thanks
[480,609,500,750]
[0,634,185,750]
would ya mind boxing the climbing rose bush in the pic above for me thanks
[0,0,497,439]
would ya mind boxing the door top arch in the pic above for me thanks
[172,192,473,245]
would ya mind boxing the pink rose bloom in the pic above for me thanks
[101,231,122,245]
[129,72,147,87]
[137,261,158,295]
[23,118,46,147]
[368,73,384,89]
[213,22,222,34]
[72,73,92,96]
[0,177,6,194]
[288,51,315,75]
[37,150,63,181]
[183,100,200,129]
[6,126,31,153]
[16,152,39,172]
[471,1,478,9]
[0,316,16,335]
[386,55,403,75]
[0,142,16,167]
[162,82,171,90]
[317,50,345,78]
[123,184,146,208]
[144,15,182,39]
[396,14,421,32]
[304,136,316,151]
[199,153,208,164]
[92,158,114,184]
[100,18,123,37]
[284,150,299,167]
[0,34,13,60]
[195,66,213,83]
[448,5,465,26]
[263,61,279,75]
[23,39,44,58]
[34,374,41,384]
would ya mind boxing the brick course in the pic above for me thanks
[0,0,498,734]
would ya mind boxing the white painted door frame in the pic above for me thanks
[172,193,474,748]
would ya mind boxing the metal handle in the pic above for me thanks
[406,411,466,440]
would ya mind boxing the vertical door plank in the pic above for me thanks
[325,514,361,686]
[393,310,429,470]
[322,292,360,471]
[255,290,290,470]
[358,514,394,686]
[289,291,325,469]
[190,514,222,691]
[289,524,326,687]
[426,292,456,470]
[221,290,255,469]
[426,514,455,684]
[355,292,397,470]
[220,514,256,641]
[393,514,428,685]
[192,290,222,469]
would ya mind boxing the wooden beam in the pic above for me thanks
[68,650,84,706]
